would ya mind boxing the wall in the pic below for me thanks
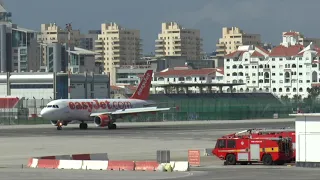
[295,115,320,167]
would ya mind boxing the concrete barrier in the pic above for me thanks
[58,160,83,170]
[81,160,109,170]
[173,161,189,172]
[27,158,38,168]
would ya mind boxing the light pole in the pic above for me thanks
[66,23,72,99]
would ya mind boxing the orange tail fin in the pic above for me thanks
[130,70,153,100]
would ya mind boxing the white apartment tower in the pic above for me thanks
[155,22,202,60]
[95,22,142,85]
[216,27,261,58]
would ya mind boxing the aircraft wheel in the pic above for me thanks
[57,126,62,130]
[79,123,88,130]
[108,124,117,129]
[83,123,88,129]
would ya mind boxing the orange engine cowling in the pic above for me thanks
[94,114,111,127]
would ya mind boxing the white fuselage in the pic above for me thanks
[40,98,154,122]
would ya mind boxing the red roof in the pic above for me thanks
[224,51,246,58]
[155,68,216,77]
[269,44,304,57]
[251,51,264,57]
[0,97,20,108]
[283,32,299,36]
[255,46,270,55]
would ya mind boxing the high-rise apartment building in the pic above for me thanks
[216,27,261,58]
[155,22,202,60]
[37,23,81,67]
[95,22,142,85]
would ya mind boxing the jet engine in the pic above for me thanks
[50,120,68,126]
[94,114,111,127]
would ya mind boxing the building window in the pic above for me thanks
[10,84,53,89]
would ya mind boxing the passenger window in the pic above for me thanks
[227,140,236,148]
[216,139,226,148]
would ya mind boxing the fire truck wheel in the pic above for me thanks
[262,154,273,165]
[225,154,236,165]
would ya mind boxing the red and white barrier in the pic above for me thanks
[81,160,109,170]
[26,153,189,172]
[107,160,135,171]
[135,161,159,171]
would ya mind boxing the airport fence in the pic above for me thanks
[0,93,300,125]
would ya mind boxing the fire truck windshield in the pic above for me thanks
[216,139,226,148]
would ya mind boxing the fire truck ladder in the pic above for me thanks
[252,128,295,133]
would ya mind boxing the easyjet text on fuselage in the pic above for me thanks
[68,100,133,112]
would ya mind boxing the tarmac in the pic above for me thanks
[1,118,319,180]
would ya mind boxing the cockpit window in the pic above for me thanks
[47,105,59,108]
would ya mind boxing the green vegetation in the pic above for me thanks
[280,87,320,113]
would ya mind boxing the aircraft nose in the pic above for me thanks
[40,109,48,118]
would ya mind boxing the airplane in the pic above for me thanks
[40,70,172,130]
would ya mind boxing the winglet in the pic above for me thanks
[130,70,153,100]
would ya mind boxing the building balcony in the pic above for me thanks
[216,48,225,52]
[216,43,225,47]
[155,51,165,56]
[113,48,120,52]
[95,44,103,48]
[96,49,104,54]
[112,43,120,47]
[155,49,165,53]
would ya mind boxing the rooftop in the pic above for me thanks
[67,47,98,55]
[154,68,216,77]
[13,26,37,33]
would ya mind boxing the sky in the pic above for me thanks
[4,0,320,54]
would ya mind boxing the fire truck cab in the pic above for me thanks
[212,136,292,165]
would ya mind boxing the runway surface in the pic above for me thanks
[1,118,318,180]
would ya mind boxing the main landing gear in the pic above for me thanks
[79,122,88,130]
[108,123,117,129]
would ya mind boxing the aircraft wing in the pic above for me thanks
[89,106,171,117]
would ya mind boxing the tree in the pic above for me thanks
[280,95,291,104]
[292,94,302,104]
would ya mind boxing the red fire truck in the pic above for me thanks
[212,136,293,165]
[222,128,296,162]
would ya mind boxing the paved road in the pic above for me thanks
[0,120,295,138]
[2,118,315,180]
